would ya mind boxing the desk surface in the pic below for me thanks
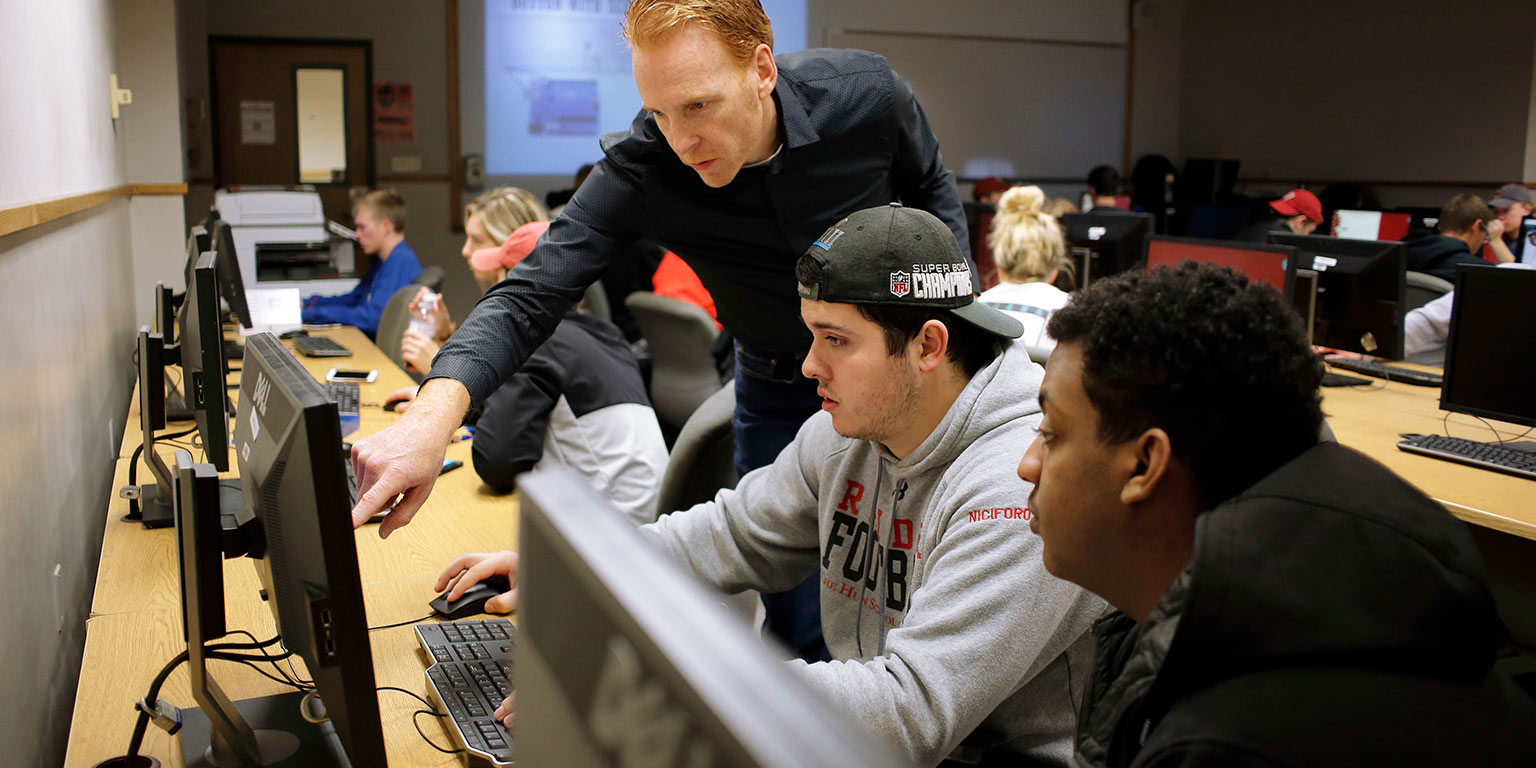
[1320,371,1535,540]
[67,327,517,768]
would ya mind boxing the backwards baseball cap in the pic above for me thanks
[798,203,1023,339]
[1269,189,1323,223]
[468,220,550,272]
[1490,183,1533,209]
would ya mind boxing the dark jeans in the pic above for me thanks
[733,341,831,663]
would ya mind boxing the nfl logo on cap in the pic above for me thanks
[890,270,911,298]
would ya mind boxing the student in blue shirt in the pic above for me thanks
[303,188,423,337]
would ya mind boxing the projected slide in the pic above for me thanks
[485,0,805,176]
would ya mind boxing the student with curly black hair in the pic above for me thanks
[1017,261,1536,767]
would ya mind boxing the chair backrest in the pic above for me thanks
[656,383,737,518]
[624,291,723,430]
[582,280,611,322]
[376,284,424,383]
[413,265,445,292]
[1405,270,1453,311]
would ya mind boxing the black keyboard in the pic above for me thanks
[1321,371,1372,387]
[1396,434,1536,481]
[292,335,352,357]
[1326,358,1441,387]
[324,381,360,415]
[416,619,516,768]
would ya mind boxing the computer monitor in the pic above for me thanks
[180,250,233,472]
[1332,209,1411,242]
[207,331,386,765]
[1059,212,1154,286]
[1396,206,1442,239]
[130,327,177,528]
[211,219,254,329]
[1268,233,1408,359]
[1518,216,1536,265]
[1144,235,1297,297]
[515,467,908,768]
[1440,265,1536,429]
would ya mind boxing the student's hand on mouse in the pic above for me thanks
[493,692,515,729]
[400,329,442,374]
[349,379,469,535]
[435,550,519,612]
[383,385,417,413]
[409,287,454,341]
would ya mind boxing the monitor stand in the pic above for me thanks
[178,693,353,768]
[129,479,243,529]
[166,378,195,423]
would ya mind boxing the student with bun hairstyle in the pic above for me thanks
[978,185,1073,351]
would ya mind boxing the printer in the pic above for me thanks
[214,186,359,298]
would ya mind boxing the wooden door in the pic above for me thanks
[210,37,372,228]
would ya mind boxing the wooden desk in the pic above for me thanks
[1320,376,1536,540]
[67,327,517,767]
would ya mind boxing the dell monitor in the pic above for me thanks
[211,219,254,329]
[1059,212,1154,286]
[1440,265,1536,429]
[1518,216,1536,265]
[1144,235,1298,298]
[1268,233,1407,359]
[130,327,177,528]
[212,331,386,766]
[516,467,909,768]
[180,251,234,472]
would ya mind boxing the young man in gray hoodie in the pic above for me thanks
[440,203,1103,766]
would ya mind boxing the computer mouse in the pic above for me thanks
[382,396,409,413]
[430,574,512,620]
[278,328,309,340]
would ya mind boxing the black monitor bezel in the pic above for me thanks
[1439,264,1536,428]
[1143,234,1299,300]
[1267,232,1407,359]
[212,219,254,328]
[1059,211,1155,284]
[182,251,231,472]
[1518,215,1536,265]
[234,332,386,765]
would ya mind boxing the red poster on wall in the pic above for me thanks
[374,82,415,145]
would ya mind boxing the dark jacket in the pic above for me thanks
[1404,234,1486,283]
[430,48,967,407]
[1076,442,1536,767]
[1231,216,1292,244]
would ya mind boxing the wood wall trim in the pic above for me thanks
[1237,178,1533,189]
[0,183,186,239]
[375,174,454,184]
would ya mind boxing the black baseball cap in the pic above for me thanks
[798,203,1023,339]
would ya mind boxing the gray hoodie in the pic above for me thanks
[641,343,1105,767]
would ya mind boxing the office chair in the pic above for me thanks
[655,383,737,518]
[1405,271,1453,311]
[413,265,445,293]
[376,284,426,384]
[624,291,725,432]
[582,281,612,323]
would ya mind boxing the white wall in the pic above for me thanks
[0,1,161,764]
[1178,0,1536,187]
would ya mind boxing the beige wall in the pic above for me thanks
[0,0,173,762]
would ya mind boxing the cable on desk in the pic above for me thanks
[122,634,286,760]
[368,613,435,632]
[378,686,466,755]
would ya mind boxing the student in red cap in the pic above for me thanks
[1233,188,1323,243]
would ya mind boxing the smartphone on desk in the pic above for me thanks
[325,367,378,384]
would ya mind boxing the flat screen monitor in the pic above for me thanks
[1269,233,1407,359]
[1518,215,1536,265]
[184,225,212,292]
[1332,209,1411,242]
[1396,206,1442,238]
[1059,212,1154,286]
[230,332,386,765]
[515,467,909,768]
[212,219,253,328]
[180,251,232,471]
[131,327,177,528]
[1440,265,1536,428]
[1144,235,1297,298]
